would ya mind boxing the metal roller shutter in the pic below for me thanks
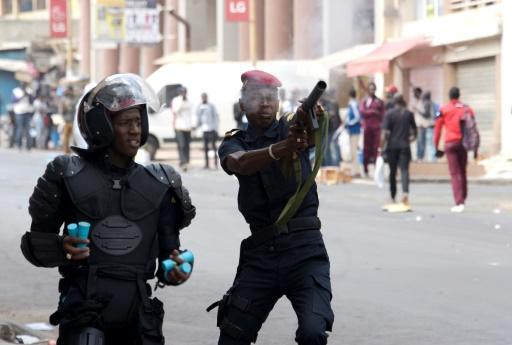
[456,57,496,155]
[410,65,444,107]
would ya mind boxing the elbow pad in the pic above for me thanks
[20,232,67,267]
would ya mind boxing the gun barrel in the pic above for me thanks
[302,81,327,111]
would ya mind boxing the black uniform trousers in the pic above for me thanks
[218,231,334,345]
[386,147,411,200]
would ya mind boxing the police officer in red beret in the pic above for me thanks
[209,70,334,344]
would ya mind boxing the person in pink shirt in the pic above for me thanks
[434,87,475,213]
[359,82,385,176]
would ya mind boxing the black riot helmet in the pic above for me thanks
[77,73,159,150]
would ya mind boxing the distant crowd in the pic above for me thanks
[1,82,80,154]
[1,77,478,212]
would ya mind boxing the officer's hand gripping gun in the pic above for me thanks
[161,250,194,281]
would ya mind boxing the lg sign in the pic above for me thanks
[225,0,249,22]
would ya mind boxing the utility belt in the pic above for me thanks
[52,263,165,345]
[246,216,321,249]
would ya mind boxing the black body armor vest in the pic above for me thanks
[63,158,166,269]
[59,156,184,328]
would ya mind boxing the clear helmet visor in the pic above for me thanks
[85,73,159,113]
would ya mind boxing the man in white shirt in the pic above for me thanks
[196,92,219,169]
[172,88,194,171]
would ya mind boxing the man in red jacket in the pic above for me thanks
[360,82,385,176]
[434,87,474,213]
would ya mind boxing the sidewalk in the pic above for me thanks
[156,143,512,184]
[408,156,512,184]
[319,155,512,185]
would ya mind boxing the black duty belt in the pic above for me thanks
[246,216,321,248]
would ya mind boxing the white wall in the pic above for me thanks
[323,0,374,55]
[147,60,331,133]
[501,1,512,157]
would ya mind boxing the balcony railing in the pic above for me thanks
[448,0,501,13]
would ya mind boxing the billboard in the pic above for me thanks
[95,0,125,42]
[125,0,160,44]
[50,0,67,38]
[95,0,161,44]
[225,0,249,22]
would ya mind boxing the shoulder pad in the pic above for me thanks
[145,163,181,188]
[50,154,86,178]
[224,129,242,139]
[145,164,196,230]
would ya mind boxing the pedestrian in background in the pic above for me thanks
[281,88,300,114]
[12,84,34,151]
[345,87,362,177]
[421,91,437,161]
[58,86,77,154]
[233,100,247,129]
[385,84,398,111]
[197,92,219,169]
[321,90,342,167]
[32,95,49,149]
[359,82,385,177]
[411,87,429,161]
[173,87,194,171]
[435,87,474,213]
[6,103,16,148]
[380,94,417,206]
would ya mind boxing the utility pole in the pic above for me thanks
[249,0,257,66]
[168,8,191,52]
[66,0,73,78]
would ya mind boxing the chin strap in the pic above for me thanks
[275,110,329,227]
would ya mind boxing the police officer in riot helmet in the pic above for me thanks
[210,70,334,345]
[20,73,196,345]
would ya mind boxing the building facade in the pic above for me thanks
[349,0,507,157]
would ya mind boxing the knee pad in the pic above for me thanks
[217,294,266,343]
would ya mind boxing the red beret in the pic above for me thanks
[386,84,398,94]
[241,70,282,88]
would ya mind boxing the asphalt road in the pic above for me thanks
[0,148,511,345]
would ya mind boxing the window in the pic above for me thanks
[20,0,33,12]
[36,0,46,10]
[2,0,13,14]
[417,0,443,19]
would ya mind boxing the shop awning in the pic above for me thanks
[346,36,428,77]
[0,59,28,73]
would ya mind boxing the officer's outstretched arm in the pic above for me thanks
[21,156,70,267]
[226,128,309,176]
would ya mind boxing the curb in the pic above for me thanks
[410,177,512,185]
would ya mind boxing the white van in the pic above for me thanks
[143,83,184,160]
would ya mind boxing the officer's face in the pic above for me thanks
[241,87,279,129]
[110,107,142,163]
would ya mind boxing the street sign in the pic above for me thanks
[225,0,249,22]
[49,0,67,38]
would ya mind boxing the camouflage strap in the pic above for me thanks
[275,111,329,227]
